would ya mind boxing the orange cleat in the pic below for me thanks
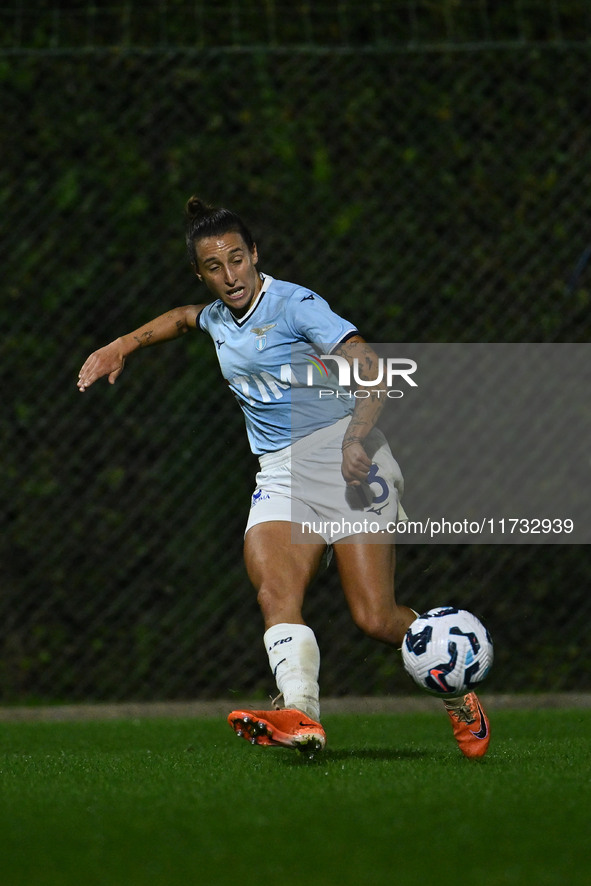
[444,692,490,759]
[228,708,326,757]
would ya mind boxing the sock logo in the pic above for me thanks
[270,636,292,650]
[273,658,286,678]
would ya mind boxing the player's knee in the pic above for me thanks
[351,607,390,643]
[351,604,407,646]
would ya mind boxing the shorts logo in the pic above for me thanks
[367,503,389,516]
[251,489,271,506]
[251,323,276,351]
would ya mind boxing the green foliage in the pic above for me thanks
[3,1,591,50]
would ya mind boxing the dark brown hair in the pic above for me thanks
[185,196,256,268]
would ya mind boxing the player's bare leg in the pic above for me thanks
[243,521,325,629]
[332,537,416,645]
[228,521,327,756]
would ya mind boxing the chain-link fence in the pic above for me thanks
[2,2,591,703]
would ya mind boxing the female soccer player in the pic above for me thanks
[77,196,490,759]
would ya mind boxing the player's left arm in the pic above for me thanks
[77,304,203,391]
[334,334,384,486]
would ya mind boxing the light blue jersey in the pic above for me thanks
[198,274,358,454]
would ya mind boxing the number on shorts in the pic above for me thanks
[367,463,389,504]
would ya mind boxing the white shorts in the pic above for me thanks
[245,417,406,543]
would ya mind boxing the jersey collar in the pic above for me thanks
[229,273,273,327]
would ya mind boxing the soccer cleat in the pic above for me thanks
[444,691,490,759]
[228,708,326,757]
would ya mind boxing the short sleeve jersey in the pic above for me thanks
[197,274,358,454]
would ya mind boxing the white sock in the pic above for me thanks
[264,623,321,722]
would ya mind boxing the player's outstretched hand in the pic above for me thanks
[77,340,126,391]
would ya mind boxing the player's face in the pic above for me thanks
[195,232,261,316]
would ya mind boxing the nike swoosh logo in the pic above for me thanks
[299,721,316,727]
[429,667,448,691]
[470,700,489,739]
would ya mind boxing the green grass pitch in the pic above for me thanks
[1,708,589,886]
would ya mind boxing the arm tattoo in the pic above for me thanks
[335,339,386,448]
[133,330,154,348]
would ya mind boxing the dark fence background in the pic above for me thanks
[2,1,590,704]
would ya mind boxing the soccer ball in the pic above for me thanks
[402,606,493,698]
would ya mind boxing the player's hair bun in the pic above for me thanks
[185,195,210,221]
[184,195,255,267]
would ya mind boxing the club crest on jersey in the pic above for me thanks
[251,323,276,351]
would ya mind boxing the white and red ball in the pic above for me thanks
[402,606,493,698]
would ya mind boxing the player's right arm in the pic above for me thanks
[77,304,205,391]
